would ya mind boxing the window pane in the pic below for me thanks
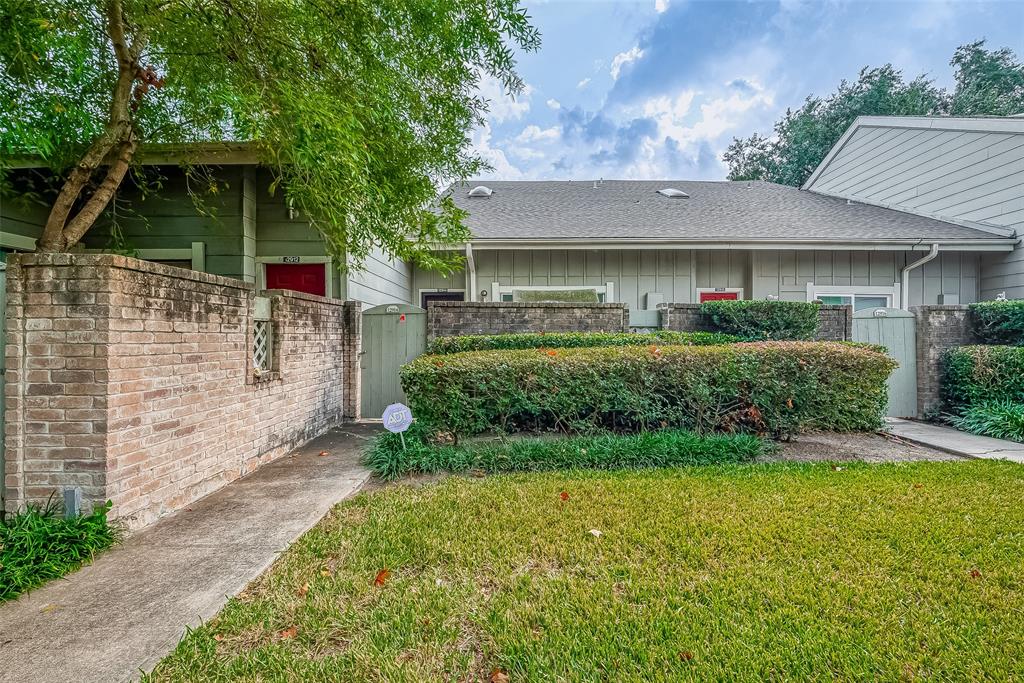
[817,295,851,306]
[854,296,889,311]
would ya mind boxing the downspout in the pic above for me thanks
[465,242,477,302]
[900,243,940,309]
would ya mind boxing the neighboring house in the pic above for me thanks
[0,144,411,308]
[802,115,1024,300]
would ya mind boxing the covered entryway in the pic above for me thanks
[360,304,427,419]
[852,307,917,418]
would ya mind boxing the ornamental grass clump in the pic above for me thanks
[401,341,895,440]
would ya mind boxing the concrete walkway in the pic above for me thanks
[886,418,1024,463]
[0,423,376,683]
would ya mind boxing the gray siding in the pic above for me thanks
[0,194,47,247]
[752,250,979,306]
[414,247,979,309]
[347,246,412,306]
[807,124,1024,299]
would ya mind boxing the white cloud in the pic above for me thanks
[546,98,562,110]
[610,45,644,80]
[476,73,532,123]
[471,122,524,179]
[515,125,560,144]
[655,0,669,13]
[576,77,591,90]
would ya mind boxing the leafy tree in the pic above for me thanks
[725,41,1024,186]
[0,0,539,269]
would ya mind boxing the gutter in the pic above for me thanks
[900,243,940,309]
[465,242,477,302]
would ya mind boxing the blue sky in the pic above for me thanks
[473,0,1024,181]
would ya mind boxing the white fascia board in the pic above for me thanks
[467,238,1017,252]
[802,115,1024,190]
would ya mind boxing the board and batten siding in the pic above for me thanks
[806,123,1024,299]
[752,250,979,306]
[414,249,748,309]
[347,246,412,306]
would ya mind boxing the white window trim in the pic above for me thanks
[806,282,901,308]
[256,255,333,298]
[697,287,744,300]
[489,281,616,303]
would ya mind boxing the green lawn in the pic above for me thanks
[147,461,1024,682]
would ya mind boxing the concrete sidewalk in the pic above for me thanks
[886,418,1024,464]
[0,423,376,683]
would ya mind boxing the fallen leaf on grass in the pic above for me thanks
[374,569,391,586]
[913,483,923,489]
[831,465,844,472]
[588,529,602,538]
[970,568,982,579]
[559,491,570,502]
[297,582,309,597]
[320,569,332,577]
[213,634,224,642]
[490,669,510,683]
[278,626,298,640]
[679,651,694,662]
[318,450,330,457]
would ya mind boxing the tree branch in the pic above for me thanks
[61,135,138,248]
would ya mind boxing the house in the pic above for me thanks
[0,144,411,307]
[2,116,1021,321]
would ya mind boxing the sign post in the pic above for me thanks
[381,402,414,449]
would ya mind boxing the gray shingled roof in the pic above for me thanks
[443,180,1004,242]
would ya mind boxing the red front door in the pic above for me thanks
[265,263,327,296]
[699,291,739,302]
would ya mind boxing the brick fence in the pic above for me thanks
[911,305,976,417]
[427,301,629,339]
[658,303,853,341]
[3,254,359,528]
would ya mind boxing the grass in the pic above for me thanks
[365,427,767,479]
[146,461,1024,681]
[1,499,118,602]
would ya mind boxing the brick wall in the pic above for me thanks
[3,254,359,528]
[658,303,853,341]
[427,302,629,339]
[911,305,976,417]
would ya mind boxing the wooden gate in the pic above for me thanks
[360,303,427,419]
[852,307,917,418]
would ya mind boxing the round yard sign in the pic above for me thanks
[382,403,414,433]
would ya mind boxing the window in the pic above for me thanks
[490,282,616,303]
[807,283,901,311]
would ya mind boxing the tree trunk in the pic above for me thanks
[36,0,144,253]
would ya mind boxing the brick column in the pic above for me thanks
[911,305,976,417]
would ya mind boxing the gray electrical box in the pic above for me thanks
[644,292,664,310]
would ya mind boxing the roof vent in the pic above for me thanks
[657,188,689,199]
[467,185,493,198]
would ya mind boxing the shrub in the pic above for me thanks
[949,400,1024,443]
[401,342,896,439]
[942,345,1024,411]
[699,300,820,340]
[514,289,599,303]
[970,299,1024,345]
[1,499,118,602]
[428,330,741,354]
[365,427,767,479]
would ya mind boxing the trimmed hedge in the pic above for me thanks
[943,345,1024,411]
[970,299,1024,346]
[402,341,896,439]
[365,427,767,479]
[699,300,820,340]
[428,330,740,354]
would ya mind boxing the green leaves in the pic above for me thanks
[724,40,1024,185]
[699,300,821,341]
[969,300,1024,346]
[1,0,538,264]
[400,342,897,439]
[427,331,742,354]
